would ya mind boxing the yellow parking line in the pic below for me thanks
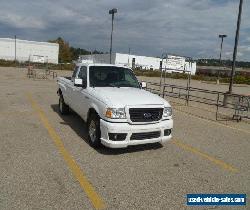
[26,93,106,210]
[174,108,250,135]
[172,140,238,173]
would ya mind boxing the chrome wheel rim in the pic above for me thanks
[89,120,96,142]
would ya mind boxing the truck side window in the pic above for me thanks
[72,67,78,78]
[78,66,87,82]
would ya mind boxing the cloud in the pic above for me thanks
[0,0,249,61]
[0,12,46,29]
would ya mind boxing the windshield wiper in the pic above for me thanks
[107,84,120,88]
[117,84,135,87]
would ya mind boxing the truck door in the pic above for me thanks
[72,66,89,120]
[66,66,79,111]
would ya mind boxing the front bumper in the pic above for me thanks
[100,119,173,148]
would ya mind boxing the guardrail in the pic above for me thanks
[145,81,250,121]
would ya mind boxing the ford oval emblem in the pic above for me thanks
[144,112,152,119]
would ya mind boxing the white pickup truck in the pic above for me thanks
[57,63,173,148]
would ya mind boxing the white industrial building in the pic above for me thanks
[0,38,59,64]
[79,53,197,75]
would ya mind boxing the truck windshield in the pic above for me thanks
[89,66,140,88]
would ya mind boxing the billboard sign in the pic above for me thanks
[165,55,185,71]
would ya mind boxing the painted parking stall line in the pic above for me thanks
[172,140,239,172]
[26,93,106,210]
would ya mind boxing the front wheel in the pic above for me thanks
[59,95,69,115]
[87,113,101,148]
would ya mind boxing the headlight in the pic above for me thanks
[163,107,172,117]
[105,108,126,119]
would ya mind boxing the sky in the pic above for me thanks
[0,0,249,61]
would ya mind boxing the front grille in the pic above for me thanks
[129,108,163,122]
[130,131,161,140]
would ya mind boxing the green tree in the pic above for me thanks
[70,47,91,61]
[48,37,105,63]
[49,37,72,63]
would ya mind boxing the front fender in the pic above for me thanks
[87,101,107,121]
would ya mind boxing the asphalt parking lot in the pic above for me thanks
[0,67,249,209]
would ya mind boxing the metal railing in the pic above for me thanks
[145,81,250,121]
[144,82,161,95]
[232,94,250,121]
[26,66,57,80]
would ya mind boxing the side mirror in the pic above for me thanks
[74,78,83,87]
[74,78,87,88]
[141,81,147,89]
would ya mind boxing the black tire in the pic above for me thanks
[59,95,69,115]
[87,113,101,148]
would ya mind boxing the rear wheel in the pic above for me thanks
[59,95,69,115]
[87,113,101,148]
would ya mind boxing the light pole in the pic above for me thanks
[14,35,17,64]
[219,35,227,62]
[217,34,227,84]
[128,47,130,66]
[109,8,117,64]
[228,0,243,93]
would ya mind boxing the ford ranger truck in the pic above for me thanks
[57,63,173,148]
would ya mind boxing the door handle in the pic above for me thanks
[85,96,89,99]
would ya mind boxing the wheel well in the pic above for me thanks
[87,108,98,122]
[58,88,62,96]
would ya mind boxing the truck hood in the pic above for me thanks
[89,87,171,107]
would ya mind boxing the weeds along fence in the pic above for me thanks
[145,81,250,121]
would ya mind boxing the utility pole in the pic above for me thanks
[228,0,243,93]
[109,8,117,64]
